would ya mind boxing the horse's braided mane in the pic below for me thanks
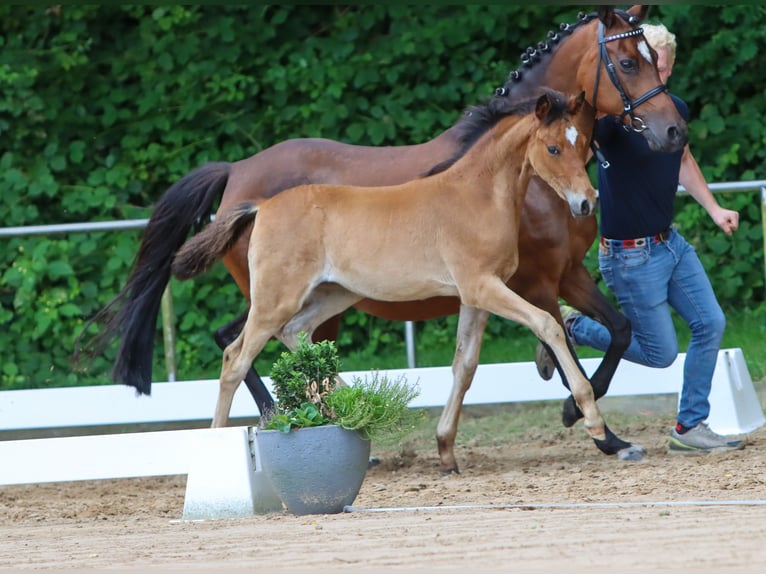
[424,8,635,178]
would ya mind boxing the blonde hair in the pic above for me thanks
[642,23,676,66]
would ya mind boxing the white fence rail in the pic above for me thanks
[1,348,762,436]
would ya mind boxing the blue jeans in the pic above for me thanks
[569,227,726,429]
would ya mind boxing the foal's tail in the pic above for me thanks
[172,202,259,280]
[73,162,231,395]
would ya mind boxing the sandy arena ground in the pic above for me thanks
[1,408,765,571]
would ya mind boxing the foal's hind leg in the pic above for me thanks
[213,327,274,427]
[277,284,362,350]
[212,278,316,427]
[436,305,489,475]
[215,310,276,416]
[274,285,363,392]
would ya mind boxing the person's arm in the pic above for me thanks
[678,145,739,235]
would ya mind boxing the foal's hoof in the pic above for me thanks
[617,444,647,461]
[534,341,555,381]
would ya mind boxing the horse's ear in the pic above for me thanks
[535,93,552,121]
[598,6,615,28]
[627,5,650,24]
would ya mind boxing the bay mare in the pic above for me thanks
[78,5,685,472]
[173,90,645,471]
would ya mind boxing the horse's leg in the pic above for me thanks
[514,280,580,383]
[276,285,363,390]
[463,276,639,457]
[214,310,276,416]
[558,263,632,427]
[436,305,489,475]
[212,290,312,427]
[212,254,327,427]
[213,327,274,428]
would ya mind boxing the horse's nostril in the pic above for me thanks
[666,124,689,149]
[581,199,591,216]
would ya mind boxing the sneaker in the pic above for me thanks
[534,305,582,380]
[668,422,745,455]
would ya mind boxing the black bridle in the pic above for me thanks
[590,19,669,168]
[593,22,668,133]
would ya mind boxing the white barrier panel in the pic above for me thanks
[707,348,766,435]
[0,428,205,485]
[0,349,763,435]
[0,424,284,518]
[181,426,282,519]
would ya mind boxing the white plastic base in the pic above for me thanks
[704,348,766,436]
[182,426,282,520]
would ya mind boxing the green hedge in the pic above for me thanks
[1,5,764,389]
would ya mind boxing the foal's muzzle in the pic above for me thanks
[565,191,596,218]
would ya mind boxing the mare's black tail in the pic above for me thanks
[73,162,230,394]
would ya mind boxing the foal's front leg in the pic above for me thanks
[436,305,489,475]
[463,276,606,442]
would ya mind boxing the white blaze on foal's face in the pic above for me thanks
[565,125,579,148]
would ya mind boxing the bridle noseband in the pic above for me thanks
[593,21,668,134]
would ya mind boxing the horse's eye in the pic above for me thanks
[547,145,560,156]
[620,58,637,72]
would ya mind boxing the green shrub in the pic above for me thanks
[326,372,422,443]
[268,332,340,416]
[264,334,421,442]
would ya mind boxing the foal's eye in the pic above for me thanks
[547,145,560,156]
[619,58,637,72]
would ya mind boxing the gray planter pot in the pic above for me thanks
[256,424,371,515]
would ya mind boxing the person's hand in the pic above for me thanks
[712,207,739,236]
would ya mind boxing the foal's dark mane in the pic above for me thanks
[425,89,571,177]
[425,8,636,177]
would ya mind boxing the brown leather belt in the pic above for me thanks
[600,227,671,249]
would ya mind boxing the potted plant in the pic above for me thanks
[256,333,421,515]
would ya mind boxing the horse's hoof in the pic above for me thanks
[617,444,647,461]
[534,341,555,380]
[441,467,460,476]
[367,456,381,469]
[561,396,582,428]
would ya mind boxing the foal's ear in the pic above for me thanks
[568,91,586,115]
[627,5,650,25]
[535,93,552,121]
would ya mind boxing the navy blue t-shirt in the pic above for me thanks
[595,94,689,239]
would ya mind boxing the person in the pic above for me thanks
[535,23,744,455]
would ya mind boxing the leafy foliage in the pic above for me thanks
[1,5,764,390]
[264,402,328,433]
[263,335,420,441]
[326,372,423,444]
[269,332,340,415]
